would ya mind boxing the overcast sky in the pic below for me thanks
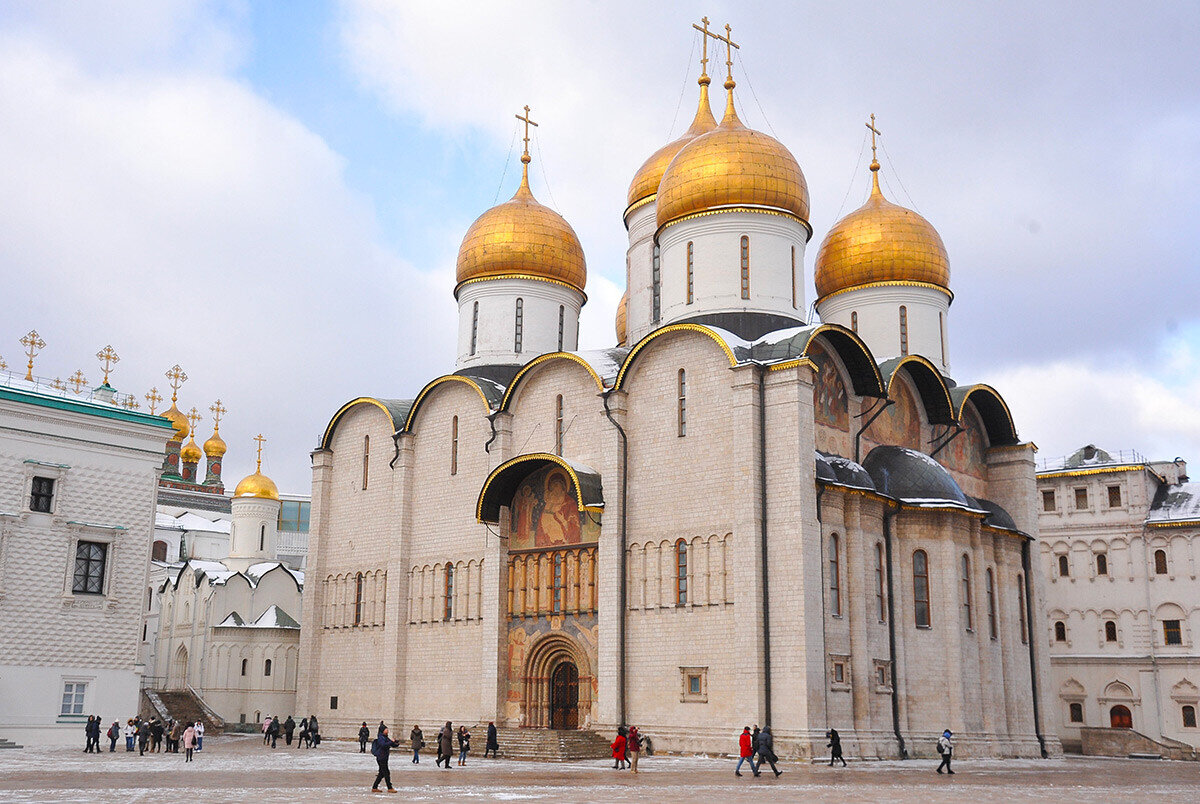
[2,1,1198,491]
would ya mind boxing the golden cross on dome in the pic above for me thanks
[866,113,882,168]
[210,399,226,432]
[186,406,201,434]
[20,330,45,382]
[715,23,740,83]
[253,433,266,472]
[145,387,163,415]
[68,370,88,394]
[165,364,187,403]
[50,377,66,392]
[96,345,120,385]
[515,105,538,164]
[692,16,713,78]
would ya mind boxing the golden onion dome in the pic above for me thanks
[615,290,628,346]
[180,437,202,464]
[233,470,279,501]
[656,80,809,231]
[626,76,717,212]
[161,403,189,441]
[455,160,586,295]
[814,161,949,300]
[203,431,227,458]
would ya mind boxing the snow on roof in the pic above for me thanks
[1148,483,1200,524]
[216,605,300,629]
[246,561,304,587]
[217,611,245,627]
[571,348,630,384]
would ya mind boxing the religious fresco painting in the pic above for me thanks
[504,616,599,727]
[942,406,989,497]
[810,341,854,457]
[509,464,600,551]
[864,376,922,452]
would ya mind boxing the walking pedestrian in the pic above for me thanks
[484,722,499,758]
[370,726,400,793]
[182,723,196,762]
[124,719,136,752]
[627,726,641,774]
[735,726,757,777]
[411,725,424,764]
[270,715,281,748]
[827,728,847,767]
[936,729,954,774]
[436,722,453,769]
[283,715,295,746]
[137,719,150,756]
[457,725,470,766]
[611,728,627,770]
[359,722,371,753]
[263,717,271,745]
[750,725,760,765]
[107,720,119,752]
[308,714,320,747]
[753,726,782,777]
[298,717,309,748]
[83,716,93,753]
[194,721,204,751]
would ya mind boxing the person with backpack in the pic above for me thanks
[735,726,757,777]
[370,726,400,793]
[936,729,954,774]
[107,720,119,752]
[754,726,782,777]
[359,722,371,753]
[827,728,847,767]
[627,726,641,774]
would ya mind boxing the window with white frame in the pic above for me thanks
[60,681,86,716]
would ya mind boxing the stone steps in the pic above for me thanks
[146,689,224,734]
[0,736,23,750]
[490,728,612,761]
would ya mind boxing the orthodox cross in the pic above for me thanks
[0,354,7,372]
[866,113,882,165]
[20,330,45,381]
[515,105,538,162]
[692,16,713,78]
[253,433,266,471]
[186,407,202,436]
[165,364,188,403]
[68,370,88,394]
[50,377,66,392]
[96,345,120,385]
[145,387,163,415]
[210,399,227,433]
[122,396,139,410]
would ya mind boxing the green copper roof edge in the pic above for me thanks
[0,386,174,429]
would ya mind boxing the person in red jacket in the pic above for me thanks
[736,726,759,777]
[611,729,627,770]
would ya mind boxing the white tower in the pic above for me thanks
[814,117,952,374]
[454,107,586,372]
[227,434,281,573]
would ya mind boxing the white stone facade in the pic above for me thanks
[0,382,172,745]
[456,277,583,370]
[816,283,952,375]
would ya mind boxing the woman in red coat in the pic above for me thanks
[611,729,627,770]
[736,726,758,777]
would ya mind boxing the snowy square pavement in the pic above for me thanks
[0,734,1195,802]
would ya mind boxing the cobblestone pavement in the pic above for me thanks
[0,735,1195,802]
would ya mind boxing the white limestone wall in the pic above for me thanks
[227,497,281,571]
[456,278,583,370]
[817,283,951,375]
[657,211,807,328]
[624,201,657,343]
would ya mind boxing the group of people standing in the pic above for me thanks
[260,715,321,749]
[84,715,201,761]
[368,721,501,792]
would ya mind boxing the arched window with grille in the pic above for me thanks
[1054,620,1067,642]
[1154,549,1168,575]
[514,298,524,353]
[851,311,858,332]
[899,305,909,355]
[443,564,454,621]
[740,236,750,299]
[555,395,564,456]
[241,658,248,676]
[470,301,479,355]
[1105,620,1117,642]
[362,435,370,490]
[354,572,364,626]
[677,369,687,437]
[450,416,458,475]
[913,550,930,627]
[829,534,841,617]
[1058,554,1070,577]
[986,567,997,639]
[675,539,688,605]
[1096,552,1108,576]
[961,554,973,631]
[686,241,695,304]
[875,543,886,621]
[264,659,272,677]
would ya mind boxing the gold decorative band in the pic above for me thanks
[1037,465,1144,480]
[816,280,953,306]
[623,194,657,220]
[656,205,813,241]
[454,273,587,302]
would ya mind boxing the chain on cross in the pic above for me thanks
[165,364,188,403]
[866,113,882,168]
[145,387,163,415]
[20,330,45,382]
[186,406,202,434]
[515,105,538,163]
[96,345,120,385]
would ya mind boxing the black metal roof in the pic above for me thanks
[862,445,969,506]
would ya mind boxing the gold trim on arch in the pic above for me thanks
[800,323,887,396]
[404,375,491,432]
[885,355,955,423]
[655,205,814,242]
[615,323,737,390]
[954,384,1017,443]
[815,279,954,306]
[767,357,818,373]
[476,452,603,523]
[501,353,606,411]
[453,272,588,301]
[321,397,397,449]
[1037,465,1145,480]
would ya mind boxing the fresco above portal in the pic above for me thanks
[510,463,600,551]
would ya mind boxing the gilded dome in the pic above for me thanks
[234,470,279,501]
[180,437,202,464]
[161,403,189,441]
[626,77,717,211]
[455,162,586,295]
[203,431,227,458]
[814,164,949,300]
[656,82,809,231]
[615,290,628,346]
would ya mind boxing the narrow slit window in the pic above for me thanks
[829,534,841,617]
[851,311,858,333]
[939,311,947,365]
[899,305,909,355]
[450,416,458,475]
[259,524,265,552]
[553,553,564,613]
[986,567,997,639]
[675,539,688,605]
[444,565,454,621]
[1096,553,1108,576]
[875,543,886,621]
[362,435,370,490]
[652,246,661,323]
[740,236,750,299]
[686,241,694,304]
[791,245,797,309]
[514,298,524,353]
[264,659,272,677]
[354,572,364,626]
[470,301,479,355]
[677,369,687,437]
[557,305,565,351]
[913,550,930,627]
[1018,573,1029,644]
[555,395,564,456]
[961,555,973,631]
[1058,554,1069,577]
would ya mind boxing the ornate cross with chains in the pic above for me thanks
[96,345,120,385]
[210,399,227,433]
[165,364,187,403]
[20,330,45,381]
[516,105,538,161]
[145,387,163,415]
[67,370,88,394]
[186,406,202,435]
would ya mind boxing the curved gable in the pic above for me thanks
[951,384,1019,446]
[501,352,607,412]
[615,323,737,391]
[321,397,412,450]
[879,355,955,426]
[404,375,497,433]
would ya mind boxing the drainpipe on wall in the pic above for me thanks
[882,505,907,758]
[1021,537,1048,758]
[854,399,894,463]
[602,392,628,727]
[757,366,773,729]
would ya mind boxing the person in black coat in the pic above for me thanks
[370,726,400,793]
[485,722,499,758]
[827,728,847,767]
[359,722,371,753]
[283,715,295,746]
[753,726,782,777]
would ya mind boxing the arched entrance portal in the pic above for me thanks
[550,661,579,729]
[523,633,591,729]
[170,644,189,689]
[1110,705,1132,729]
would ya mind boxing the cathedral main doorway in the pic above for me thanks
[550,661,579,729]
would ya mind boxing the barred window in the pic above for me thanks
[264,659,272,677]
[354,572,364,626]
[740,236,750,299]
[652,245,661,323]
[675,539,688,605]
[677,369,687,437]
[1054,621,1067,642]
[514,298,524,353]
[986,567,997,639]
[557,305,565,351]
[72,541,107,594]
[899,305,909,355]
[470,301,479,355]
[875,543,886,621]
[444,565,454,621]
[939,311,947,365]
[851,311,858,333]
[30,476,55,513]
[1105,620,1117,642]
[1018,573,1029,644]
[1154,549,1168,575]
[829,534,841,617]
[686,241,695,304]
[961,554,974,631]
[913,550,930,627]
[555,395,564,456]
[451,416,459,475]
[362,435,370,490]
[1058,554,1069,577]
[791,245,797,309]
[1096,553,1108,576]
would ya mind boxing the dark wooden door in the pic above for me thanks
[550,661,579,729]
[1110,705,1132,729]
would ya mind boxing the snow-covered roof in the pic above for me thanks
[1148,483,1200,525]
[216,605,300,630]
[155,509,231,533]
[247,561,304,587]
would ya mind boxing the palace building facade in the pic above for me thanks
[297,27,1060,758]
